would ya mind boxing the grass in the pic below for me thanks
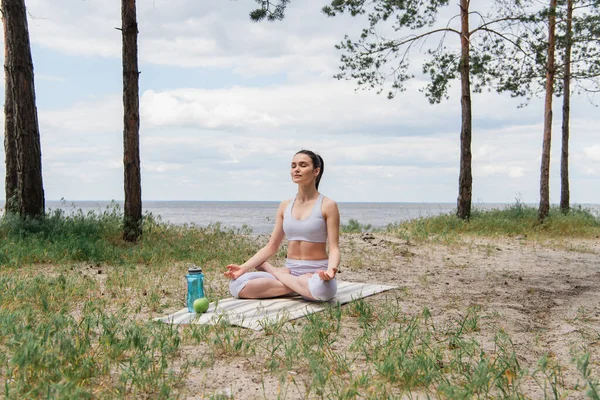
[341,219,373,233]
[0,205,257,268]
[1,273,186,398]
[0,206,598,398]
[386,202,600,241]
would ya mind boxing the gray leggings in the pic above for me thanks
[229,258,337,302]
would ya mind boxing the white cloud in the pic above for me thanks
[508,167,524,178]
[139,80,460,134]
[144,162,185,173]
[40,96,122,136]
[20,0,347,79]
[26,0,121,57]
[584,145,600,161]
[141,90,280,129]
[473,165,526,178]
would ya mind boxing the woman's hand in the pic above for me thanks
[318,269,337,281]
[224,264,246,280]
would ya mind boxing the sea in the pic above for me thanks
[2,200,598,235]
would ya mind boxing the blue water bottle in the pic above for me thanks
[186,266,205,312]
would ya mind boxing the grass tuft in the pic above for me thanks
[386,202,600,241]
[341,219,373,233]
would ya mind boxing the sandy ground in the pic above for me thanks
[171,233,600,399]
[7,230,599,398]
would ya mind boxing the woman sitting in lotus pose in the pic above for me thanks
[224,149,340,302]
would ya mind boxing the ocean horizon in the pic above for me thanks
[2,199,599,235]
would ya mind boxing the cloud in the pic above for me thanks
[508,167,524,178]
[139,80,462,134]
[22,0,346,79]
[330,138,458,168]
[141,90,280,129]
[474,164,526,178]
[583,145,600,161]
[144,162,185,173]
[39,95,122,136]
[26,0,122,58]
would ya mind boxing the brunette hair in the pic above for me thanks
[296,149,324,190]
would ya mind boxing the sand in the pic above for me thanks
[179,233,600,399]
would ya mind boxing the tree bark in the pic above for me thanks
[122,0,142,241]
[2,5,17,214]
[2,0,45,218]
[539,0,557,222]
[560,0,573,214]
[456,0,472,220]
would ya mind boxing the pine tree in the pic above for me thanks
[2,0,45,218]
[122,0,142,241]
[317,0,531,219]
[494,0,600,220]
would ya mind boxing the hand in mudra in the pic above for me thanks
[318,269,336,281]
[224,264,245,279]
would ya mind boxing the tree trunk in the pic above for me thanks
[2,5,17,214]
[2,0,45,218]
[456,0,472,220]
[122,0,142,241]
[560,0,573,214]
[539,0,557,222]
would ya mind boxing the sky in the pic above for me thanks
[0,0,598,204]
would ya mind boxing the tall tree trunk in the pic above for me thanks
[560,0,573,214]
[539,0,557,222]
[457,0,472,220]
[3,6,17,214]
[122,0,142,241]
[2,0,44,218]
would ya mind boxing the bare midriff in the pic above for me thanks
[287,241,328,260]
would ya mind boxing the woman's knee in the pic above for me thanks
[308,275,337,302]
[229,279,245,298]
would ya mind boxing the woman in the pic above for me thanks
[224,150,340,301]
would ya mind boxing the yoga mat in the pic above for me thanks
[155,281,397,331]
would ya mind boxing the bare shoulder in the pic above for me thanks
[277,199,291,214]
[321,196,339,216]
[322,196,338,207]
[280,199,292,208]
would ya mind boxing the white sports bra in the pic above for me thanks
[282,194,328,243]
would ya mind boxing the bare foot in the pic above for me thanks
[256,262,290,275]
[255,262,272,272]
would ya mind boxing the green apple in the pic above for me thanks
[193,297,209,314]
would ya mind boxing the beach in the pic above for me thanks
[2,217,599,398]
[174,233,599,398]
[51,231,597,399]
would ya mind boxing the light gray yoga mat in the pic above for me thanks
[155,281,397,331]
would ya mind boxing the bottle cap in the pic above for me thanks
[188,265,203,273]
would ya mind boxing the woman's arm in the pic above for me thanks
[319,198,340,281]
[225,200,288,278]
